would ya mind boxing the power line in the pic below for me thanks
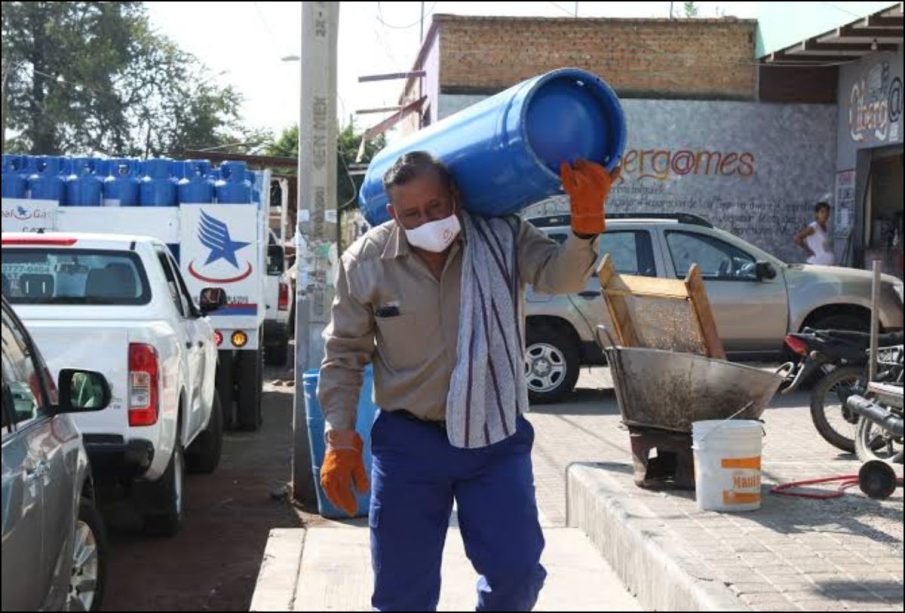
[376,1,438,29]
[546,1,576,17]
[252,1,286,60]
[819,1,874,19]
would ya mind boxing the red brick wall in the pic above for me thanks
[435,15,757,99]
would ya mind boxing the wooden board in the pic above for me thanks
[597,255,725,359]
[684,264,726,359]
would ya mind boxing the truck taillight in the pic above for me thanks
[129,343,159,426]
[278,282,289,311]
[214,330,223,346]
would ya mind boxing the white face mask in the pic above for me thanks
[403,213,461,253]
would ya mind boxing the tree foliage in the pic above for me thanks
[264,120,386,209]
[2,1,245,157]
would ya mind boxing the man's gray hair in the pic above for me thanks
[382,151,456,197]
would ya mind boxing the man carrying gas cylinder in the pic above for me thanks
[317,150,620,611]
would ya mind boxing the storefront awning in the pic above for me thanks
[762,2,903,65]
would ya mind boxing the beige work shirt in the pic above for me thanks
[317,217,599,431]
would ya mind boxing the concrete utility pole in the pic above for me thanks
[293,0,339,506]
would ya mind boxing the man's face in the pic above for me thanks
[387,170,456,230]
[816,207,831,225]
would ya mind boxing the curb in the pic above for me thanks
[566,462,747,611]
[250,528,306,611]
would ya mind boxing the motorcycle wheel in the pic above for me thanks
[854,413,904,463]
[810,365,865,453]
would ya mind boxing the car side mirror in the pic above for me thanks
[199,287,227,314]
[58,369,111,413]
[756,261,777,281]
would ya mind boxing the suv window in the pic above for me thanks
[666,231,757,280]
[599,231,656,277]
[2,249,151,305]
[1,307,49,426]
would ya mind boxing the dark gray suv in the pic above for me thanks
[2,296,113,611]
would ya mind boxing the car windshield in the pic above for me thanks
[1,248,151,305]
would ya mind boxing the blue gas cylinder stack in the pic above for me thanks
[3,155,264,207]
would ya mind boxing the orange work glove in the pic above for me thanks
[560,159,621,236]
[320,430,369,517]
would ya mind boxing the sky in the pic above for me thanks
[145,1,765,142]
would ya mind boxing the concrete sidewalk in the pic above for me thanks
[251,516,640,611]
[530,367,904,612]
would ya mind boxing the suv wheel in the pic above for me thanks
[525,325,580,404]
[68,498,108,612]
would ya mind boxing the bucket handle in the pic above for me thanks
[774,362,795,380]
[694,400,757,445]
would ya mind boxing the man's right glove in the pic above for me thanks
[320,430,369,517]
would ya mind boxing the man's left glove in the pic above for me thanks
[321,430,369,517]
[560,159,621,236]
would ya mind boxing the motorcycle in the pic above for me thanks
[782,328,903,452]
[846,344,904,464]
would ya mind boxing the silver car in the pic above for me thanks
[2,296,112,611]
[524,213,905,403]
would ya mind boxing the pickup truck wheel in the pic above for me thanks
[68,498,108,612]
[525,325,580,404]
[186,390,224,474]
[236,348,263,431]
[136,433,185,537]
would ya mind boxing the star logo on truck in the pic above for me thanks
[188,211,254,284]
[198,211,250,268]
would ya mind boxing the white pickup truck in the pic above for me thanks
[1,232,226,536]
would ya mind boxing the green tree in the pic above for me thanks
[2,1,245,156]
[683,1,699,17]
[264,120,385,209]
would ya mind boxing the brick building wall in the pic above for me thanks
[433,15,758,99]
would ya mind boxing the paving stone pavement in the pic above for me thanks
[527,366,904,612]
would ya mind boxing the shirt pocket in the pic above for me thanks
[374,313,421,370]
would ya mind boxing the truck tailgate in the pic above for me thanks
[26,323,130,434]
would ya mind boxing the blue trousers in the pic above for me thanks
[369,410,547,612]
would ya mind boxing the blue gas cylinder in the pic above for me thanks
[94,158,113,180]
[2,155,28,198]
[103,158,141,207]
[358,68,627,226]
[27,156,67,203]
[246,170,261,204]
[178,159,215,204]
[170,159,189,181]
[139,158,178,207]
[302,366,377,519]
[65,157,103,207]
[215,161,252,204]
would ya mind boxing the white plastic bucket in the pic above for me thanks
[692,419,763,512]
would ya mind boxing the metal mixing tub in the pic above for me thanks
[600,332,792,433]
